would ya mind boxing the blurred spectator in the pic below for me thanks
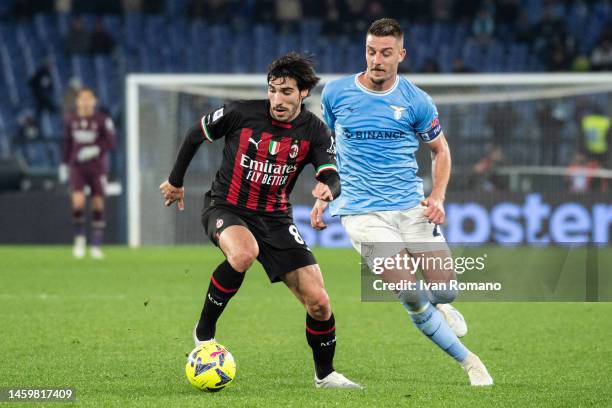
[13,111,42,165]
[432,0,453,22]
[90,19,115,55]
[422,58,440,73]
[532,6,575,68]
[451,57,473,73]
[536,101,568,166]
[547,44,572,71]
[452,0,481,22]
[472,8,495,43]
[12,0,33,20]
[532,6,564,44]
[191,0,234,23]
[55,0,72,14]
[366,1,385,21]
[73,0,120,14]
[565,152,600,193]
[12,0,53,20]
[338,0,369,36]
[143,0,165,14]
[385,0,425,23]
[121,0,142,13]
[590,38,612,71]
[275,0,302,33]
[65,18,90,55]
[472,146,505,191]
[495,0,519,25]
[28,60,56,118]
[321,0,341,37]
[486,103,519,150]
[572,54,591,72]
[276,0,301,22]
[513,11,534,45]
[580,109,610,167]
[302,0,327,19]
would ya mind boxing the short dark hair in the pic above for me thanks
[267,52,320,93]
[367,18,403,39]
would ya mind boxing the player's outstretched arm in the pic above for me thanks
[160,125,206,211]
[422,132,451,225]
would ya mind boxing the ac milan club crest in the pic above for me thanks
[289,143,299,159]
[216,218,224,229]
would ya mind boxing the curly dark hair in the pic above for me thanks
[368,18,403,39]
[267,52,320,93]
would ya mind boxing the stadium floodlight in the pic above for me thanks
[126,73,612,247]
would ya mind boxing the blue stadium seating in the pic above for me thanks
[0,3,610,169]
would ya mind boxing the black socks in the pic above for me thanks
[306,313,336,379]
[195,260,245,341]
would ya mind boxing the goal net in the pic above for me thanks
[127,73,612,247]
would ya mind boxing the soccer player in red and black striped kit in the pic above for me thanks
[159,53,361,389]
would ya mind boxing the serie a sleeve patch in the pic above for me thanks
[417,117,442,142]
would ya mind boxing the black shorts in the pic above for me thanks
[201,196,317,283]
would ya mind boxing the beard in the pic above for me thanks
[370,76,386,85]
[368,69,387,85]
[272,104,298,122]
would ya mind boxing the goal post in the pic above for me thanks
[126,73,612,247]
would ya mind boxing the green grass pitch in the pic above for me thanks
[1,246,611,407]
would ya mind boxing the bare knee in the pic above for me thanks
[91,196,105,212]
[306,290,331,321]
[72,193,85,210]
[226,247,258,272]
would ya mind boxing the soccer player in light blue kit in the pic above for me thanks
[312,18,493,386]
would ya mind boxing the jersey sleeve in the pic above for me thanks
[62,119,72,164]
[309,122,338,181]
[100,115,117,152]
[199,102,242,143]
[413,91,443,143]
[320,84,336,132]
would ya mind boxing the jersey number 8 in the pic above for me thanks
[289,225,305,244]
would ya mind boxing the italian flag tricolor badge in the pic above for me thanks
[269,140,280,155]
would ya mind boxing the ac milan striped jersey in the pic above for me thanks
[200,100,337,215]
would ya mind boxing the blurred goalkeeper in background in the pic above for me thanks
[315,18,493,386]
[159,53,360,389]
[60,88,116,259]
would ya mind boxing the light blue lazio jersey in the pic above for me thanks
[321,74,443,216]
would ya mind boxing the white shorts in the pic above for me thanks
[341,205,449,269]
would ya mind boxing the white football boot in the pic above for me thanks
[461,352,493,386]
[192,324,216,347]
[73,235,86,259]
[437,303,468,337]
[90,246,105,260]
[315,371,363,389]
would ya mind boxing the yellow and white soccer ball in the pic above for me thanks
[185,342,236,392]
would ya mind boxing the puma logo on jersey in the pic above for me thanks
[248,137,261,149]
[390,105,407,120]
